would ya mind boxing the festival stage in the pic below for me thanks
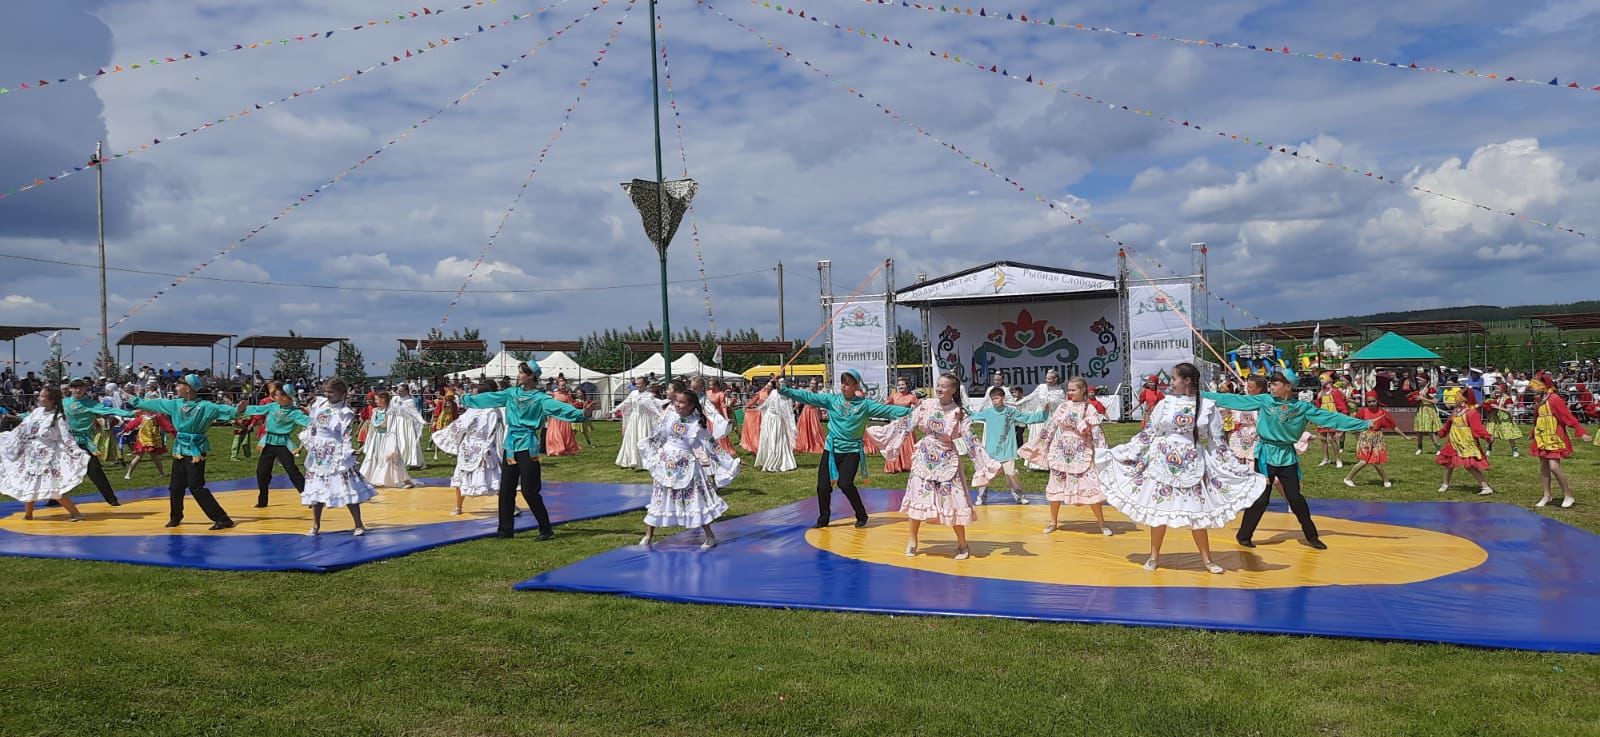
[516,489,1600,654]
[0,478,651,572]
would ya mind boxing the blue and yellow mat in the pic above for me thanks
[0,478,651,572]
[516,489,1600,653]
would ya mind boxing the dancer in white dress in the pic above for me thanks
[1095,363,1264,574]
[430,380,506,515]
[1018,377,1113,536]
[638,388,739,548]
[753,382,797,472]
[0,387,90,521]
[299,378,376,536]
[867,373,1001,560]
[389,385,427,469]
[1017,369,1067,470]
[614,377,659,469]
[359,392,416,489]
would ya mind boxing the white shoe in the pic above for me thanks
[450,509,462,516]
[1042,522,1058,534]
[1317,460,1330,467]
[1204,561,1225,575]
[1336,460,1344,469]
[700,538,717,550]
[1415,449,1423,456]
[1012,492,1029,505]
[1478,487,1494,496]
[1562,498,1576,509]
[352,527,366,537]
[1342,479,1356,488]
[1536,498,1551,508]
[1101,527,1114,536]
[904,542,917,558]
[638,534,653,547]
[953,547,970,561]
[123,474,132,480]
[1437,484,1450,493]
[307,526,319,537]
[1383,481,1393,489]
[974,491,987,506]
[1513,451,1520,458]
[1143,557,1158,571]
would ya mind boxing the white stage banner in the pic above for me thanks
[1127,282,1195,384]
[832,299,889,399]
[928,300,1123,393]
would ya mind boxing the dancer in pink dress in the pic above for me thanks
[1018,378,1112,536]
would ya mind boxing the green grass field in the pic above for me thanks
[1,421,1597,736]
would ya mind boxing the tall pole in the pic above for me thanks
[777,261,785,342]
[95,141,110,374]
[648,0,672,384]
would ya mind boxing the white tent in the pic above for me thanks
[616,352,669,381]
[537,351,611,383]
[446,350,523,381]
[671,352,743,381]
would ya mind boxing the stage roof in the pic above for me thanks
[1529,313,1600,331]
[117,331,234,348]
[896,261,1117,307]
[1246,323,1363,340]
[236,336,345,350]
[0,326,75,342]
[398,339,487,352]
[502,340,582,352]
[1362,320,1486,336]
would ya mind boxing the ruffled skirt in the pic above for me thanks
[1435,445,1490,470]
[0,439,90,503]
[1095,446,1261,529]
[1045,468,1105,505]
[645,472,729,529]
[305,436,379,507]
[900,473,975,527]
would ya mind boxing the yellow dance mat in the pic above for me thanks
[805,505,1488,590]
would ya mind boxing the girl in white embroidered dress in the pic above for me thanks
[638,389,739,549]
[1017,377,1112,536]
[0,387,90,521]
[431,380,507,515]
[299,379,377,536]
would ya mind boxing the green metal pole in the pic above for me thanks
[649,0,672,385]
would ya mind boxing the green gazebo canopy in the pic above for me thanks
[1347,332,1442,363]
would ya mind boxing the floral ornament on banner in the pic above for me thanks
[864,1,1600,96]
[750,0,1590,240]
[1,0,569,204]
[702,1,1272,333]
[428,0,635,348]
[0,0,521,98]
[657,12,719,336]
[64,2,613,361]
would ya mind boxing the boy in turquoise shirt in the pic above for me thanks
[64,379,133,505]
[777,369,914,528]
[969,387,1047,505]
[127,374,241,530]
[461,361,587,540]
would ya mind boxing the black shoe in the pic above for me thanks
[209,520,236,531]
[495,531,515,539]
[254,500,269,508]
[536,531,555,541]
[165,519,182,528]
[106,497,121,507]
[854,517,869,528]
[812,519,830,529]
[1235,537,1255,548]
[1306,538,1328,550]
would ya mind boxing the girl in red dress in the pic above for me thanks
[739,381,769,455]
[1315,375,1351,468]
[1343,400,1411,489]
[1436,390,1493,496]
[1528,372,1590,508]
[792,378,826,454]
[121,404,175,480]
[706,380,737,455]
[882,376,919,473]
[543,379,582,457]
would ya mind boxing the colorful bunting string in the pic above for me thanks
[657,11,719,337]
[860,0,1600,97]
[0,0,521,99]
[429,0,635,344]
[63,1,613,360]
[749,0,1592,240]
[701,1,1274,333]
[0,1,564,205]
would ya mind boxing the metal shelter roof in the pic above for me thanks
[398,339,487,352]
[0,326,75,342]
[116,331,234,347]
[1246,323,1362,340]
[236,335,345,350]
[1361,320,1486,336]
[1528,313,1600,331]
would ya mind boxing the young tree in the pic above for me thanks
[335,341,367,385]
[272,331,314,382]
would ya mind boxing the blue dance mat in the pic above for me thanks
[0,478,651,572]
[516,489,1600,654]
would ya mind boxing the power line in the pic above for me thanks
[0,251,775,294]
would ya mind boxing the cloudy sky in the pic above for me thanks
[2,0,1598,370]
